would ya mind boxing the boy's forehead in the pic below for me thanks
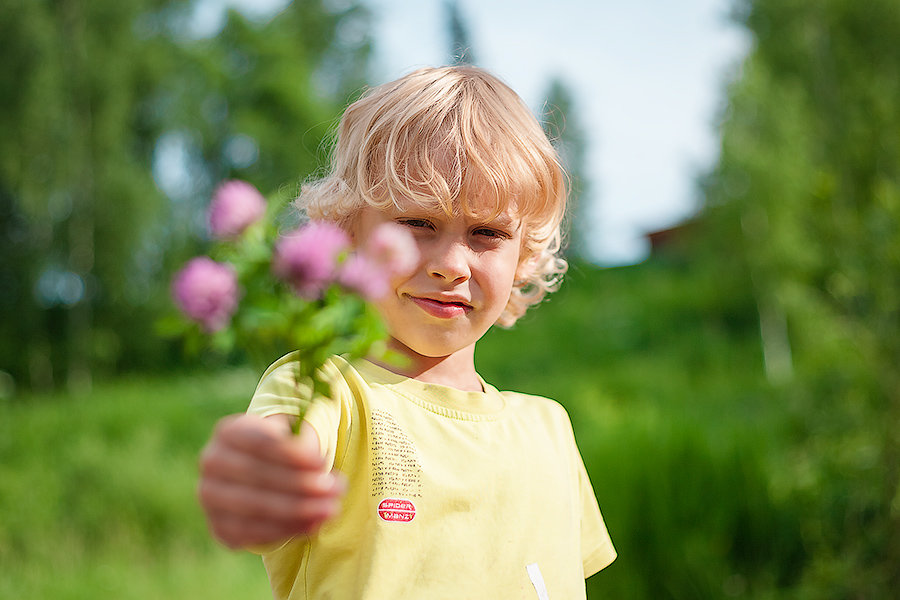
[383,194,521,224]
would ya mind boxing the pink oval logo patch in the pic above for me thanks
[378,498,416,522]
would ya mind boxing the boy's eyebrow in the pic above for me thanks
[385,199,520,229]
[390,206,447,220]
[482,213,520,229]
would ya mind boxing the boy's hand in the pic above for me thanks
[197,413,345,549]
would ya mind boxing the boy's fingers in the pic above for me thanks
[208,512,327,549]
[214,414,325,470]
[198,478,341,525]
[197,414,345,550]
[207,513,286,549]
[202,444,344,497]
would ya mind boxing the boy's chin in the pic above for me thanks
[386,335,475,362]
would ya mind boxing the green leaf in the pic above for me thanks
[154,314,190,338]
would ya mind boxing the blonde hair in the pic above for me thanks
[298,65,568,326]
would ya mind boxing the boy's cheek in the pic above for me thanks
[372,293,400,323]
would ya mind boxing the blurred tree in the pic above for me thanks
[444,0,476,65]
[159,2,371,198]
[0,0,190,392]
[0,0,371,392]
[542,77,592,259]
[704,0,900,595]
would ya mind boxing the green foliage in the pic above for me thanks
[165,3,371,195]
[585,425,803,600]
[0,0,187,388]
[0,0,372,390]
[702,0,900,594]
[0,369,270,598]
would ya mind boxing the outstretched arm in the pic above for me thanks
[197,413,345,549]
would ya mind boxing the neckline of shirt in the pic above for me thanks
[352,358,508,420]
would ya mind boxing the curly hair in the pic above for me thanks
[297,65,568,327]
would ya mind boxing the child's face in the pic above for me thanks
[355,199,522,362]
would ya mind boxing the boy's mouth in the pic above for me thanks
[407,295,472,318]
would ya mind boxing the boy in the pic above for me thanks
[198,65,616,598]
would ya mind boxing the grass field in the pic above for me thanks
[1,260,806,599]
[0,369,272,598]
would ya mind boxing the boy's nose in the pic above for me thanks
[426,239,471,283]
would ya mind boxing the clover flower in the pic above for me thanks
[365,222,420,278]
[171,257,239,332]
[208,180,267,238]
[338,254,389,300]
[272,221,350,299]
[169,179,397,433]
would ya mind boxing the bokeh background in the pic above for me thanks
[2,0,899,598]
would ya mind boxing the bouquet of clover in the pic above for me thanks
[166,180,417,432]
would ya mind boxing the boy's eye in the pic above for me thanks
[473,227,510,240]
[398,218,434,230]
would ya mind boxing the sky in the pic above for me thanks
[197,0,751,265]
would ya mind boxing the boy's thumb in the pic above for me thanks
[293,420,327,467]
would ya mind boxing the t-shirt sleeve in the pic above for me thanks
[247,352,312,418]
[577,450,617,577]
[246,352,343,468]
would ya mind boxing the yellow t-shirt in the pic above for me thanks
[248,354,616,599]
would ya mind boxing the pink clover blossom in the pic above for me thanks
[364,222,420,277]
[273,221,350,299]
[208,180,266,238]
[171,257,239,332]
[338,254,390,300]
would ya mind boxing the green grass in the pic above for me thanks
[0,369,271,599]
[1,259,806,599]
